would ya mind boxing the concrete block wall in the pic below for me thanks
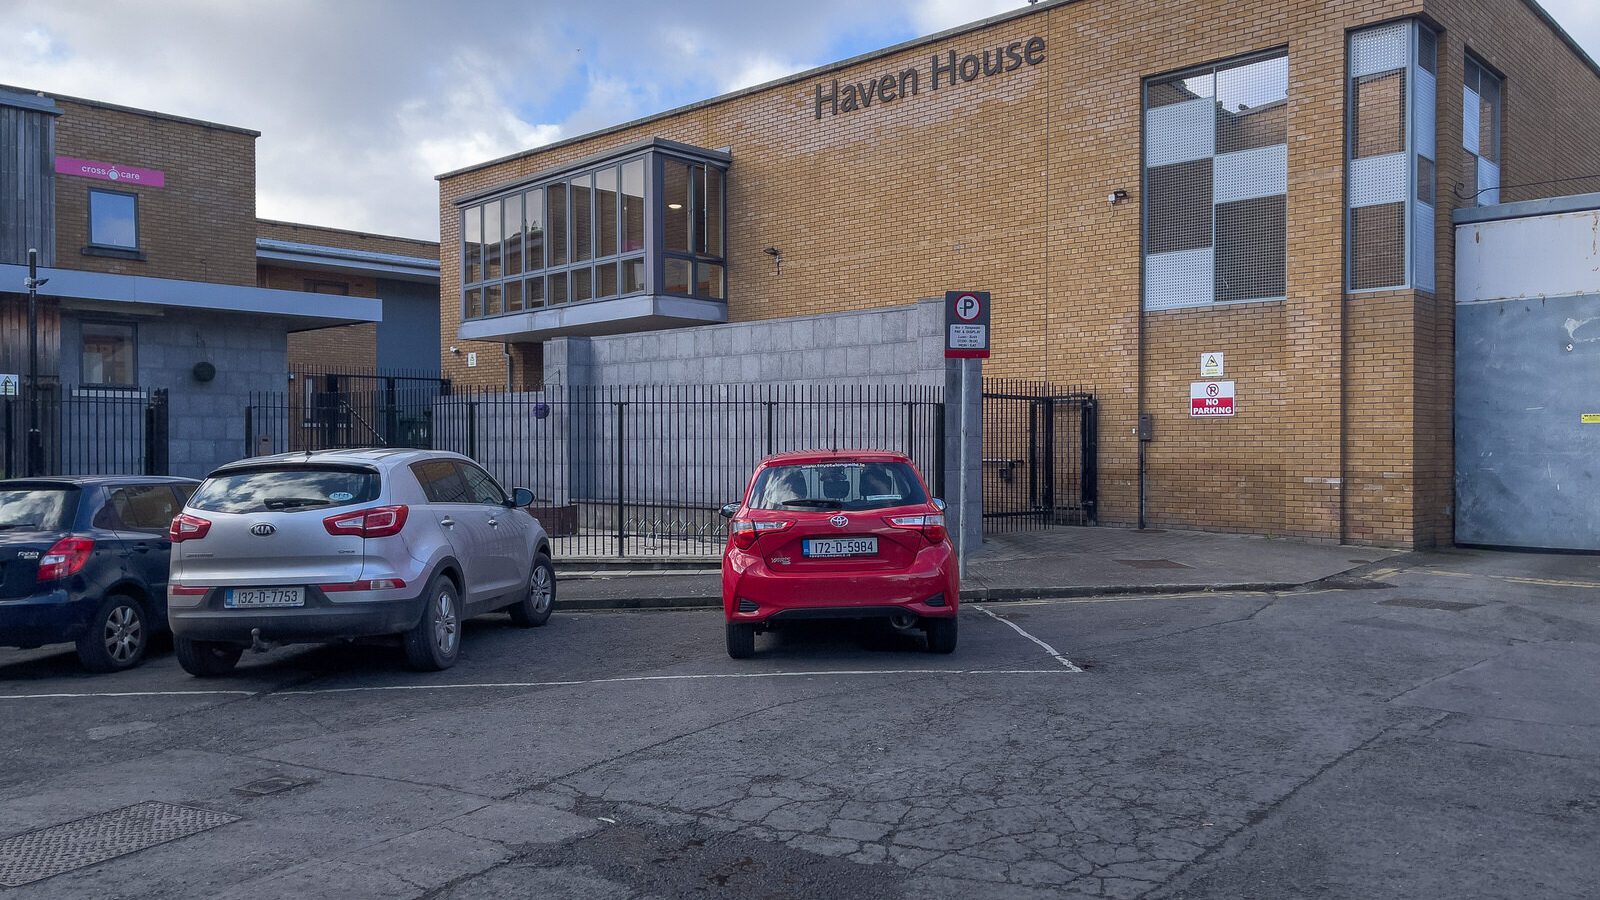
[542,300,944,389]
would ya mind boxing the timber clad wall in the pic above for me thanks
[0,101,57,267]
[52,97,258,286]
[437,0,1600,547]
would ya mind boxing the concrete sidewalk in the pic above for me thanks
[557,525,1399,609]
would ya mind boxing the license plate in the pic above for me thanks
[224,587,305,608]
[802,537,879,558]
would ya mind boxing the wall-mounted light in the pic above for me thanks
[667,202,684,210]
[449,345,460,354]
[1108,189,1130,206]
[763,246,783,275]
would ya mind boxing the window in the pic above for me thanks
[96,485,183,533]
[1345,20,1438,292]
[1463,54,1503,206]
[458,463,507,506]
[457,142,727,320]
[189,467,379,514]
[306,280,349,295]
[81,321,136,386]
[411,459,470,503]
[88,189,138,249]
[1143,52,1288,310]
[747,462,929,512]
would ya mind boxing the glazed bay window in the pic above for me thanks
[459,140,727,323]
[1143,52,1288,310]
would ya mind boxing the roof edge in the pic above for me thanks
[435,0,1077,182]
[1519,0,1600,84]
[1452,190,1600,225]
[0,83,259,136]
[256,218,437,249]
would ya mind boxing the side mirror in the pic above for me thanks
[719,503,739,519]
[509,487,535,508]
[931,498,947,512]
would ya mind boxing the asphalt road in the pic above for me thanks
[0,550,1596,899]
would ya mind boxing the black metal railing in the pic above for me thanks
[980,379,1096,532]
[246,382,944,559]
[1,386,169,478]
[261,368,452,453]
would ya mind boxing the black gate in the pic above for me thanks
[246,369,450,454]
[980,379,1096,532]
[1,387,169,478]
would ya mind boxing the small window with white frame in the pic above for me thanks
[80,321,137,387]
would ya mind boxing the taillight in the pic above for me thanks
[320,579,407,592]
[169,584,210,597]
[323,505,409,538]
[169,513,212,542]
[886,513,947,544]
[729,519,791,551]
[38,537,95,581]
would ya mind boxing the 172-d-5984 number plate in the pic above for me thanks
[224,587,305,608]
[802,537,878,557]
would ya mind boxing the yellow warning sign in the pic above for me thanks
[1582,413,1600,424]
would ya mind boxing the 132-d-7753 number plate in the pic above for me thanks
[224,587,305,608]
[802,537,878,558]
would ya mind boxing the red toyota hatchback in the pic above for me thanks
[719,450,958,659]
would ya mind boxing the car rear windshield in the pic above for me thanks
[747,462,928,511]
[188,467,380,514]
[0,488,76,531]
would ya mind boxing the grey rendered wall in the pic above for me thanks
[59,310,288,478]
[375,278,441,375]
[1455,292,1600,551]
[543,300,945,388]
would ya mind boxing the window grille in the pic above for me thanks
[1143,52,1288,310]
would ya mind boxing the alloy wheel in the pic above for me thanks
[433,592,459,655]
[531,565,553,615]
[104,604,143,664]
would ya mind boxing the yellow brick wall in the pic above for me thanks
[52,98,257,286]
[257,264,381,371]
[437,0,1600,547]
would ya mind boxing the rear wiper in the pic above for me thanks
[777,499,841,508]
[262,497,332,510]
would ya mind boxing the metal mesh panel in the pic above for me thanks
[1146,159,1213,253]
[1216,195,1287,302]
[1413,200,1436,291]
[1145,98,1215,167]
[1216,55,1287,153]
[1349,153,1408,208]
[1350,22,1409,78]
[1351,203,1406,290]
[1146,248,1214,310]
[1417,27,1438,74]
[1477,158,1501,205]
[1477,73,1502,163]
[1414,68,1437,160]
[1462,85,1481,156]
[1214,144,1286,204]
[1353,70,1407,158]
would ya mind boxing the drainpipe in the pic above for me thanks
[503,343,513,392]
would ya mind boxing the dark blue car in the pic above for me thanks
[0,476,199,672]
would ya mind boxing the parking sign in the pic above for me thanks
[945,291,991,359]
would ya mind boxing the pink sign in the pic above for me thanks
[54,156,166,188]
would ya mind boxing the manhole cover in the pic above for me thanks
[1379,597,1482,612]
[0,801,238,887]
[1115,558,1193,570]
[234,775,314,796]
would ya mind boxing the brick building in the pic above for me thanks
[435,0,1600,548]
[0,86,381,476]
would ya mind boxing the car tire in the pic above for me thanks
[404,574,462,671]
[924,616,958,654]
[76,594,149,673]
[726,622,756,659]
[508,553,556,628]
[174,637,243,677]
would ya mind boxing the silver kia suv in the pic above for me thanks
[167,449,554,676]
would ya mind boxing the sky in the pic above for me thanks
[3,0,1598,243]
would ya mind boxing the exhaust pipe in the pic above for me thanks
[888,612,919,630]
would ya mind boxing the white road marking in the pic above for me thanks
[973,604,1084,672]
[0,668,1074,702]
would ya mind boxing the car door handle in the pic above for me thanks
[440,517,456,528]
[487,518,500,528]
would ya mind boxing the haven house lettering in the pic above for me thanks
[814,36,1045,120]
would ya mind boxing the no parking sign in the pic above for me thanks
[945,291,991,359]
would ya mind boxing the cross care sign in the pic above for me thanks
[1190,380,1236,417]
[945,291,991,359]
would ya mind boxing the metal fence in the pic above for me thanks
[249,368,451,454]
[981,379,1097,533]
[1,387,170,479]
[245,382,945,559]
